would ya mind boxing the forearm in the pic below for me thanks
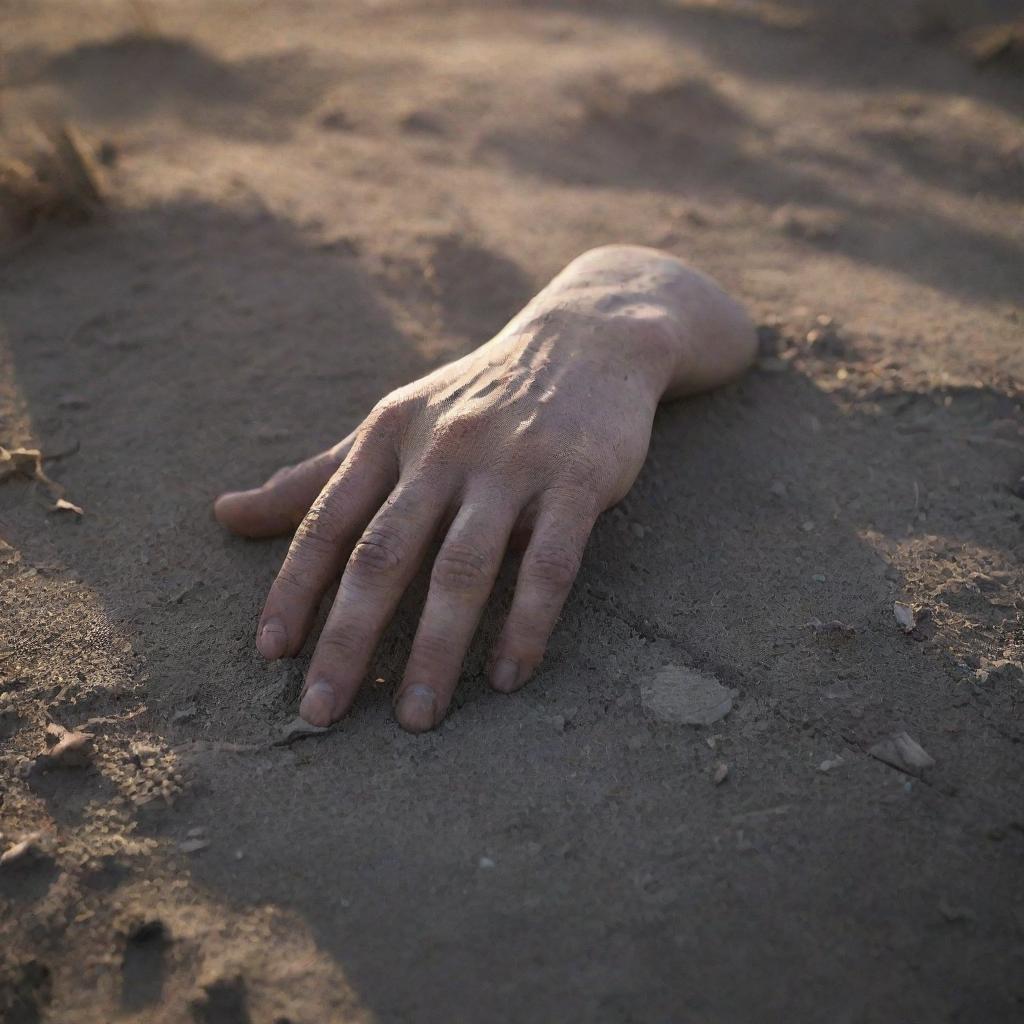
[500,245,756,403]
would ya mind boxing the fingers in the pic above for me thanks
[393,494,519,733]
[489,492,598,694]
[214,432,357,538]
[256,437,396,660]
[298,482,450,726]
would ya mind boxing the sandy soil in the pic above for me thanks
[1,1,1022,1021]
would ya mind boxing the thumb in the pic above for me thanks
[213,436,354,538]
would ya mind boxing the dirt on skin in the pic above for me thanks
[1,1,1022,1021]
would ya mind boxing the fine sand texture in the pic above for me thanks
[1,1,1022,1021]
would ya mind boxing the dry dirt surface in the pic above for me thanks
[1,1,1023,1022]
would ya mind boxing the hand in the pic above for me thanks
[214,246,754,732]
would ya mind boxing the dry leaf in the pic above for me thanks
[0,444,81,510]
[34,726,94,770]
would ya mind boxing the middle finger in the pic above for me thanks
[298,480,450,725]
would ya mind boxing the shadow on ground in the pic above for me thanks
[1,193,1022,1021]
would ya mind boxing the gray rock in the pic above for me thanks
[273,716,330,746]
[869,731,935,774]
[641,666,735,726]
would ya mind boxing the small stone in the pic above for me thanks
[178,838,210,854]
[478,856,495,869]
[172,703,198,723]
[807,619,855,637]
[186,827,206,839]
[57,393,90,410]
[630,522,646,539]
[641,666,735,726]
[801,520,816,532]
[712,762,729,785]
[894,601,917,632]
[817,755,844,772]
[273,716,329,746]
[549,714,566,733]
[938,900,975,924]
[812,573,826,583]
[769,480,787,498]
[0,833,43,868]
[50,498,83,516]
[869,731,935,775]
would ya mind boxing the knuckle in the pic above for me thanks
[365,398,409,437]
[295,500,346,552]
[500,628,547,667]
[274,563,314,595]
[347,523,406,580]
[317,627,363,660]
[432,541,490,593]
[418,415,480,469]
[411,631,452,667]
[524,544,580,592]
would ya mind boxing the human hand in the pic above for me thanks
[214,246,754,732]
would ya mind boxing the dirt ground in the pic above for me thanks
[1,1,1022,1021]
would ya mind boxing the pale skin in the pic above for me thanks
[214,245,756,733]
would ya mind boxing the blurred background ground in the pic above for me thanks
[0,1,1022,1021]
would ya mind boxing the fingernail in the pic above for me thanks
[491,657,521,693]
[257,617,287,659]
[396,684,437,733]
[299,679,335,727]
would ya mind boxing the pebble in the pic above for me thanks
[273,716,330,746]
[893,601,917,632]
[807,618,855,636]
[817,755,844,772]
[172,703,198,723]
[712,763,729,785]
[869,731,934,775]
[938,900,976,924]
[641,666,736,726]
[769,480,787,498]
[478,856,495,869]
[0,834,43,868]
[178,838,210,854]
